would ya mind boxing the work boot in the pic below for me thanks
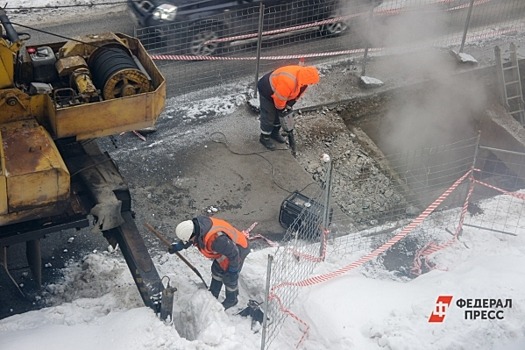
[259,134,275,150]
[222,290,239,310]
[209,279,223,299]
[271,126,287,143]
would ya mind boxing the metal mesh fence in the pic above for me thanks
[132,0,525,98]
[260,137,525,349]
[371,0,525,53]
[133,0,375,97]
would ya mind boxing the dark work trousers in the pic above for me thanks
[258,95,280,136]
[210,244,251,292]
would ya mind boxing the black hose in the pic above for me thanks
[88,45,138,96]
[0,9,20,43]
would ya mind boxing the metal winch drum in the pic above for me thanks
[88,44,150,100]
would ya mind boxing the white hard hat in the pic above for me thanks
[175,220,194,243]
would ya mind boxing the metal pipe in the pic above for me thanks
[360,5,375,76]
[463,223,517,236]
[0,9,20,43]
[254,3,265,98]
[459,0,476,53]
[457,132,481,238]
[320,155,333,258]
[260,254,273,350]
[479,145,525,157]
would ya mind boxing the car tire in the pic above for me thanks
[187,22,224,56]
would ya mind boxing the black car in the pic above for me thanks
[127,0,382,55]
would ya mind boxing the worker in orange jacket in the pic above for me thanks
[257,65,320,150]
[169,216,250,309]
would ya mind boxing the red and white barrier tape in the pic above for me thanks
[202,0,491,45]
[243,222,258,236]
[148,23,519,63]
[412,168,525,275]
[446,0,491,12]
[268,170,472,347]
[204,13,364,45]
[270,292,310,348]
[146,0,507,67]
[243,222,279,247]
[272,169,472,290]
[149,47,379,61]
[473,179,525,201]
[379,0,491,14]
[269,165,525,346]
[287,228,330,263]
[412,171,476,276]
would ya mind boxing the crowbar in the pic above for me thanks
[144,223,208,289]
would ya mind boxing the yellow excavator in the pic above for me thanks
[0,9,174,319]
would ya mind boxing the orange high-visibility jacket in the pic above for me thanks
[270,65,319,110]
[198,217,248,270]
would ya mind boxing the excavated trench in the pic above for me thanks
[295,61,525,277]
[342,71,525,209]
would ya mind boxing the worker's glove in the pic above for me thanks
[278,106,293,119]
[168,241,186,254]
[222,268,239,286]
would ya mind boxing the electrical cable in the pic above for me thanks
[209,131,316,195]
[5,20,136,59]
[9,20,104,46]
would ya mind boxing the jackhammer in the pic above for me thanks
[279,108,297,157]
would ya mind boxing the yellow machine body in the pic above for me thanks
[0,11,172,317]
[0,31,166,226]
[0,120,70,224]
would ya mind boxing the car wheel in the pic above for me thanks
[320,19,348,37]
[187,23,224,56]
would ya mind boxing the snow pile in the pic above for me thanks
[2,196,525,349]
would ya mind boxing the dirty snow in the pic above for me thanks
[1,1,525,350]
[1,196,525,349]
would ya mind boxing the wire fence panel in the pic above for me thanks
[260,138,525,349]
[132,0,525,98]
[373,0,525,53]
[134,0,381,97]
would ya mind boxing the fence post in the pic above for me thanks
[260,254,273,350]
[459,0,476,53]
[472,131,481,170]
[254,2,265,98]
[360,5,375,77]
[320,154,333,258]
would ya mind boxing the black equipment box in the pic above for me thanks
[279,191,332,238]
[30,46,58,83]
